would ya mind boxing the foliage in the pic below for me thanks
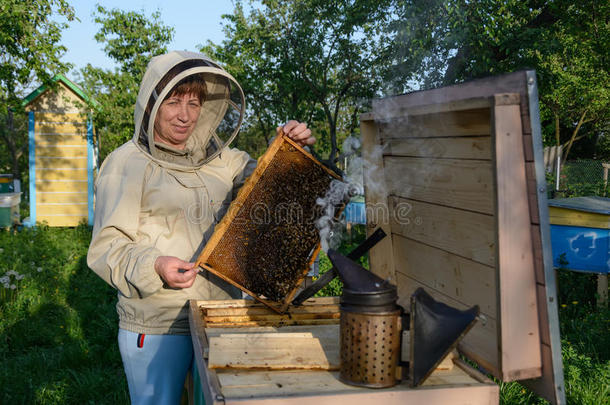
[78,6,174,160]
[314,224,370,297]
[0,0,75,180]
[382,0,609,160]
[556,271,609,404]
[554,159,610,198]
[203,0,388,163]
[0,225,129,404]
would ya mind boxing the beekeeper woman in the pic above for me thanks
[87,51,315,404]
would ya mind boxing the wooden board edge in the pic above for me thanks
[360,118,396,282]
[369,95,493,121]
[524,71,566,405]
[493,100,542,378]
[453,358,495,384]
[188,300,225,405]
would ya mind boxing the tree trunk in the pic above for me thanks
[561,109,587,166]
[555,113,560,146]
[1,109,22,182]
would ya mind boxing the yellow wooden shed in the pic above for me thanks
[22,74,98,226]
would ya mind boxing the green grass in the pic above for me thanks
[0,224,607,404]
[0,224,129,404]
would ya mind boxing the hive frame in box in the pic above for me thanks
[188,298,499,405]
[195,133,342,313]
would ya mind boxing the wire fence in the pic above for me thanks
[551,159,610,198]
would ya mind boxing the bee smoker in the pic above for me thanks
[327,249,404,388]
[327,249,480,389]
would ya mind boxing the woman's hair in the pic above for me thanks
[164,73,207,103]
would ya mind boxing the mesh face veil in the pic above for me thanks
[133,51,245,170]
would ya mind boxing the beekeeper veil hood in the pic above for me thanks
[133,51,245,170]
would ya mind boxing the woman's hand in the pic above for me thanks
[279,120,315,147]
[154,256,197,289]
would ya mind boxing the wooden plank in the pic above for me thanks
[393,235,497,315]
[35,215,87,227]
[361,119,395,281]
[37,192,88,204]
[198,297,339,309]
[205,324,340,339]
[203,304,339,317]
[389,196,495,267]
[395,272,499,376]
[521,343,563,405]
[525,162,540,224]
[216,369,497,403]
[367,96,492,121]
[204,318,340,328]
[35,122,87,132]
[204,312,340,324]
[531,225,545,285]
[34,112,89,122]
[536,283,551,347]
[386,136,491,160]
[188,300,224,405]
[549,207,610,229]
[36,204,88,216]
[494,93,521,106]
[384,156,494,215]
[523,134,534,161]
[494,101,541,381]
[36,144,88,157]
[373,71,527,115]
[34,134,87,144]
[36,157,88,169]
[35,168,88,181]
[208,335,339,370]
[35,180,88,193]
[378,108,491,139]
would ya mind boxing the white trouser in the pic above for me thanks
[118,329,193,405]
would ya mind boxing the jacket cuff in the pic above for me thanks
[130,250,164,298]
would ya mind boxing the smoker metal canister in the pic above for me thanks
[327,249,405,388]
[339,286,403,388]
[339,306,402,388]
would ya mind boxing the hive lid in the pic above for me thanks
[360,71,565,404]
[548,196,610,215]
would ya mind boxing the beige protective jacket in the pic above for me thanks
[87,51,256,335]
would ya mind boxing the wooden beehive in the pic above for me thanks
[361,70,564,404]
[190,297,500,404]
[189,70,565,405]
[22,75,97,227]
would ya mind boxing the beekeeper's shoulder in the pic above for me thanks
[98,140,152,180]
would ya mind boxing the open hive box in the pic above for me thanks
[189,71,565,404]
[195,133,341,313]
[189,297,497,404]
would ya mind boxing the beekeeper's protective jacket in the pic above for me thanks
[87,51,255,335]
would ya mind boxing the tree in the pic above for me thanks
[382,0,609,160]
[0,0,75,181]
[79,6,174,160]
[204,0,389,164]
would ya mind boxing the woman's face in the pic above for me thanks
[153,93,202,149]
